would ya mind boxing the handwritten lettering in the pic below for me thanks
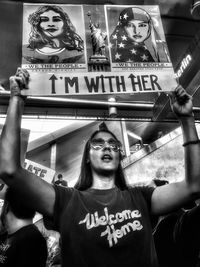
[79,207,143,247]
[101,220,143,247]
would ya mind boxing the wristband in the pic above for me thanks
[183,140,200,147]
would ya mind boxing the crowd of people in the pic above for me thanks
[0,67,199,267]
[0,187,47,267]
[152,179,200,267]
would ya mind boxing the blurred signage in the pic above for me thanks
[175,54,192,78]
[24,159,55,184]
[21,4,176,96]
[175,29,200,88]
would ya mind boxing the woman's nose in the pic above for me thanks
[47,20,54,26]
[134,26,139,34]
[133,26,136,34]
[103,142,111,151]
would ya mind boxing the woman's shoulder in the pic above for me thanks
[127,185,155,197]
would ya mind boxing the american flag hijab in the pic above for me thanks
[110,7,169,63]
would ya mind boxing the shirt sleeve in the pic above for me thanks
[13,226,48,267]
[129,185,157,228]
[43,185,74,231]
[140,186,159,229]
[135,185,155,211]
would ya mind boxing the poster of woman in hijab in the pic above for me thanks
[22,4,86,71]
[106,5,171,67]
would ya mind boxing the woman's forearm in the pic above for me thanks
[179,116,200,194]
[0,95,25,177]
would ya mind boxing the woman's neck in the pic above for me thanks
[52,38,60,48]
[91,173,116,190]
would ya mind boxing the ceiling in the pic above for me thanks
[0,0,200,148]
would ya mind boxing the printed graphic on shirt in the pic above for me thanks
[0,242,10,263]
[79,207,143,247]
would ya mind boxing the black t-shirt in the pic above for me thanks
[154,205,200,267]
[54,180,68,187]
[0,224,47,267]
[174,205,200,267]
[153,211,182,267]
[44,185,158,267]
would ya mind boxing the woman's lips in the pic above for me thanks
[132,35,142,39]
[45,28,57,32]
[101,154,112,162]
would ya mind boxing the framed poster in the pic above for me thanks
[21,4,177,97]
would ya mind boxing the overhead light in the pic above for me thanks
[108,97,117,118]
[191,0,200,19]
[127,130,143,141]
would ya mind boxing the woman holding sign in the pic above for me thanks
[0,68,200,267]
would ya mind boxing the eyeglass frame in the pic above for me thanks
[89,138,122,152]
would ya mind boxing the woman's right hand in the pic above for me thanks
[9,68,30,98]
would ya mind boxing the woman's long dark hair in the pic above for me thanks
[74,128,128,191]
[28,5,84,51]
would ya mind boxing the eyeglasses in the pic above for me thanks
[90,138,122,152]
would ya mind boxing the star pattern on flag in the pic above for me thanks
[112,34,117,40]
[118,42,125,48]
[141,54,149,61]
[123,13,128,20]
[121,35,127,41]
[130,48,137,54]
[110,32,155,62]
[115,53,121,60]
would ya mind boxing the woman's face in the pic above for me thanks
[89,132,120,175]
[39,10,64,38]
[125,19,150,43]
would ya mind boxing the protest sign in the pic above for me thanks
[21,4,177,96]
[24,159,55,184]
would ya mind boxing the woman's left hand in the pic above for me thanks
[169,85,193,118]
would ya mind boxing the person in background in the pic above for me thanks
[54,174,68,187]
[150,178,169,188]
[0,67,200,267]
[0,187,48,267]
[153,179,200,267]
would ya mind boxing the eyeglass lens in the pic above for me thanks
[90,138,121,151]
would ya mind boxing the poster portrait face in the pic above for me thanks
[124,19,150,43]
[106,5,170,63]
[39,9,65,39]
[22,4,86,64]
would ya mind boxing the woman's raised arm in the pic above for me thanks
[0,68,55,217]
[151,85,200,215]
